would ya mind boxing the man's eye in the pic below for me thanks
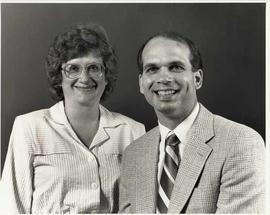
[169,64,184,72]
[145,67,159,74]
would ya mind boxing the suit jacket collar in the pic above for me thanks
[168,103,214,213]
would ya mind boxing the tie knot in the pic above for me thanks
[165,133,180,147]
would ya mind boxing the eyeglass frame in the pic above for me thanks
[61,62,106,80]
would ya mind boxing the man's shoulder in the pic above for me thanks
[213,113,262,139]
[201,110,264,150]
[199,104,262,137]
[197,104,264,148]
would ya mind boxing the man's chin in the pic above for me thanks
[155,105,176,115]
[146,98,178,114]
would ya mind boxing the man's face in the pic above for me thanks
[139,37,203,120]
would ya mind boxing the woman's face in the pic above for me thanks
[61,52,107,107]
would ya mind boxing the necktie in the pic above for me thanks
[157,133,180,213]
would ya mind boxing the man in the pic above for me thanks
[119,32,265,213]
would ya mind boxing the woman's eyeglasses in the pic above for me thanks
[62,63,105,80]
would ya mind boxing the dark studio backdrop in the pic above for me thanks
[1,3,265,171]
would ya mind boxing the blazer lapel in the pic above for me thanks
[136,127,160,213]
[168,104,214,213]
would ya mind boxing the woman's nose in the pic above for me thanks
[78,69,90,82]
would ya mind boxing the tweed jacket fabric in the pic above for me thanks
[119,104,265,213]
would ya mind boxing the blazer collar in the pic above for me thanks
[168,103,215,213]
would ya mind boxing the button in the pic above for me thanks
[91,182,99,189]
[87,154,97,162]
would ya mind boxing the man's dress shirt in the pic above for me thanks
[157,103,199,184]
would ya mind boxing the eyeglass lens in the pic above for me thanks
[63,63,104,79]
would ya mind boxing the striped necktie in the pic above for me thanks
[157,133,180,213]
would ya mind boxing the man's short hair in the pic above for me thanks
[137,31,203,73]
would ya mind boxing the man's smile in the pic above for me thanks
[154,89,178,96]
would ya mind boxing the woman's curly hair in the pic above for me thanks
[45,23,117,101]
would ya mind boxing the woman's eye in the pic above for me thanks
[87,64,101,73]
[89,65,98,70]
[68,64,80,72]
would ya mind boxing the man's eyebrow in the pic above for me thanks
[143,63,159,70]
[169,61,185,66]
[143,60,186,70]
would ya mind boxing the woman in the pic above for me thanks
[0,23,145,213]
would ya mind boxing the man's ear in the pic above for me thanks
[194,69,203,90]
[139,74,144,94]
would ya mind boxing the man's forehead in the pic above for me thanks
[142,37,191,64]
[144,36,189,51]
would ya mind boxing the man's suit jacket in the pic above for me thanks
[119,104,265,213]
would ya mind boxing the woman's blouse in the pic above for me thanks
[0,101,145,213]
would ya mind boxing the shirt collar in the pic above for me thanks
[99,105,127,128]
[47,101,69,125]
[158,102,200,143]
[47,101,126,128]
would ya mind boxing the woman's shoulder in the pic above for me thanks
[11,108,51,141]
[113,112,144,127]
[101,106,143,125]
[100,105,146,134]
[14,102,62,126]
[16,107,50,123]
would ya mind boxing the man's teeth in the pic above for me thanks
[76,85,95,89]
[156,90,176,95]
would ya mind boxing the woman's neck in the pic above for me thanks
[64,100,100,126]
[63,100,101,148]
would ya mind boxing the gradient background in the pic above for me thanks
[1,3,265,171]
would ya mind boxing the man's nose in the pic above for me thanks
[156,66,173,83]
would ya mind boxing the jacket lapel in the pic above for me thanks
[135,127,160,213]
[168,104,214,213]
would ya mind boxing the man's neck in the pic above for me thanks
[156,103,198,130]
